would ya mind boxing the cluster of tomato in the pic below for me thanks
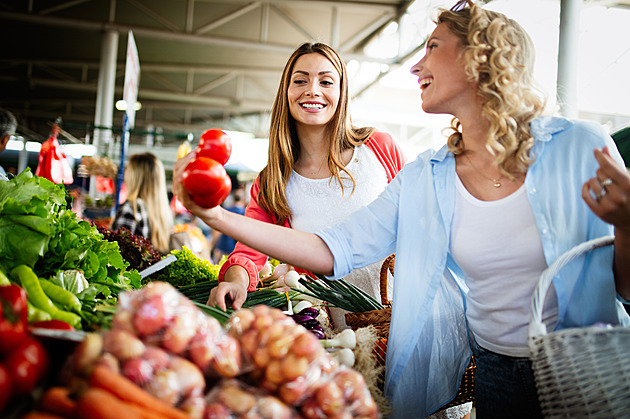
[182,129,233,209]
[0,284,51,413]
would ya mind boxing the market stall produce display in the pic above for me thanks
[0,169,143,331]
[19,282,379,419]
[0,170,384,418]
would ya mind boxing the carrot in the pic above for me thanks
[21,412,69,419]
[39,387,78,418]
[88,366,192,419]
[77,387,145,419]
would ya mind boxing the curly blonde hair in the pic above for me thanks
[438,2,547,177]
[258,42,374,225]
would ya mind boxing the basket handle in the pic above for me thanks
[528,235,614,339]
[379,254,395,306]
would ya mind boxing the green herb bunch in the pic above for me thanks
[148,247,221,287]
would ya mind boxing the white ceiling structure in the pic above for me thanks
[0,1,417,142]
[1,0,629,170]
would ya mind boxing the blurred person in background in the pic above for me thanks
[111,152,173,254]
[0,108,17,179]
[211,188,246,262]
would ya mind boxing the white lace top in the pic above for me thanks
[287,145,392,330]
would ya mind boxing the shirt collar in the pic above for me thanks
[430,143,452,163]
[530,115,573,142]
[429,115,573,164]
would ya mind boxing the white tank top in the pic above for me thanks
[450,175,557,357]
[287,145,391,330]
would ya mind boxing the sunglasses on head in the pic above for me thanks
[450,0,471,12]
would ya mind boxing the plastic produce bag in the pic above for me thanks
[111,281,242,378]
[35,123,73,185]
[227,305,379,417]
[204,378,301,419]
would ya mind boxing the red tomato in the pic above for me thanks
[196,129,232,165]
[182,157,232,208]
[3,336,49,395]
[0,363,11,413]
[0,284,29,355]
[30,319,75,331]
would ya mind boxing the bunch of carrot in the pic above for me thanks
[22,365,193,419]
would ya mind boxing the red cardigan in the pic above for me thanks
[218,131,406,290]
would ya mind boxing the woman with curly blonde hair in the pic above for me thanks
[173,2,630,417]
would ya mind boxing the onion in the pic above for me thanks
[316,380,344,416]
[217,383,257,414]
[72,332,104,377]
[292,300,313,314]
[103,329,146,361]
[280,353,308,381]
[257,395,293,419]
[296,307,319,317]
[283,270,302,288]
[321,329,356,350]
[121,357,154,386]
[329,348,355,368]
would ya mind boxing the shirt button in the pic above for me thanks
[542,228,548,235]
[530,188,537,194]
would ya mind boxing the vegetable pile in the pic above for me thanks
[35,282,379,419]
[97,225,163,273]
[148,247,221,288]
[296,274,385,312]
[0,169,142,330]
[182,128,232,209]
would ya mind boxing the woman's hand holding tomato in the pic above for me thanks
[178,128,233,210]
[196,128,232,165]
[182,157,231,208]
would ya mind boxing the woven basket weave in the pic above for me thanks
[344,255,476,411]
[344,254,394,338]
[529,236,630,418]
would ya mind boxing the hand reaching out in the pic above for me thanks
[172,151,223,223]
[582,147,630,235]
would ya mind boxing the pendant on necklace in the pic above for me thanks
[493,180,501,188]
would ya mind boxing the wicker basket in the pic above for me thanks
[344,255,476,411]
[528,236,630,418]
[344,254,394,338]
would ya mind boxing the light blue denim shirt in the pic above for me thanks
[317,116,630,418]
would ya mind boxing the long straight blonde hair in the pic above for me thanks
[258,42,374,225]
[124,153,173,253]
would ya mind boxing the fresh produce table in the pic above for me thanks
[2,282,379,419]
[0,170,383,419]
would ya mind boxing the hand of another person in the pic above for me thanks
[582,147,630,235]
[207,280,248,311]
